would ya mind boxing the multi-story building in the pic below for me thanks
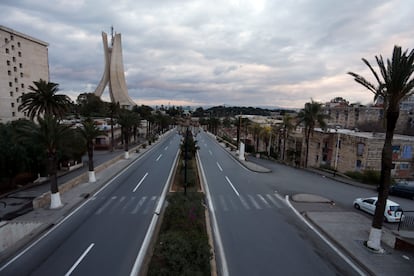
[324,97,414,134]
[0,25,49,123]
[305,128,414,179]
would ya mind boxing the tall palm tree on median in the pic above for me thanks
[296,100,329,168]
[18,79,72,209]
[348,45,414,252]
[77,118,106,183]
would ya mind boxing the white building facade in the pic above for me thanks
[0,25,49,123]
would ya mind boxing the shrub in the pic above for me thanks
[344,170,381,185]
[148,193,211,276]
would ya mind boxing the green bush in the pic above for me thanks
[148,193,211,276]
[344,170,381,185]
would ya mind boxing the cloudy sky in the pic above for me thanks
[2,0,414,109]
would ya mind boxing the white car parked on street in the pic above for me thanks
[353,197,403,223]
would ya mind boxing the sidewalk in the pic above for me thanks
[219,142,414,275]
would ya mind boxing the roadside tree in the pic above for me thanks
[296,100,329,168]
[77,118,106,182]
[348,45,414,252]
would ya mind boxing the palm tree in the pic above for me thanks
[77,118,106,182]
[107,102,120,151]
[348,45,414,252]
[250,123,262,153]
[19,115,74,208]
[296,100,329,168]
[18,79,72,120]
[118,110,140,159]
[17,79,72,209]
[281,114,294,161]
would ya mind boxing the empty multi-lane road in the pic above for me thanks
[3,128,411,275]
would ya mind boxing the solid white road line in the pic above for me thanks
[225,176,240,196]
[216,162,223,172]
[209,150,213,155]
[285,195,366,276]
[133,172,148,192]
[65,243,95,276]
[197,151,229,276]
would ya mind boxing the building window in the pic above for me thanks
[19,63,22,68]
[5,48,9,54]
[11,45,15,50]
[11,103,14,108]
[356,160,362,168]
[10,91,13,97]
[400,163,410,170]
[14,66,17,72]
[18,51,21,57]
[9,82,12,87]
[12,112,15,117]
[4,38,8,44]
[20,72,23,77]
[15,87,18,92]
[7,60,11,66]
[14,78,18,83]
[21,83,24,88]
[8,70,11,75]
[17,42,21,47]
[357,143,364,156]
[12,57,16,62]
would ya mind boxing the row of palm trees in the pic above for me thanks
[214,45,414,254]
[13,80,142,209]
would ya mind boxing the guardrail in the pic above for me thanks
[398,210,414,231]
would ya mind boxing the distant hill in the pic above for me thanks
[192,105,296,117]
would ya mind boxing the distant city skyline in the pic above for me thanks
[1,0,413,108]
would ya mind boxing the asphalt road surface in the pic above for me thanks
[0,132,181,276]
[197,131,360,275]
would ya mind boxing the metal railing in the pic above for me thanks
[398,210,414,231]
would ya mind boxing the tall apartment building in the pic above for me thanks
[0,25,49,123]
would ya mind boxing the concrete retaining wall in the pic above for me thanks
[32,144,141,209]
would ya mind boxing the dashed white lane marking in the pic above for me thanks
[239,195,251,210]
[219,195,229,211]
[216,162,223,172]
[95,196,117,215]
[257,194,271,208]
[266,194,282,208]
[65,243,94,276]
[121,196,136,213]
[164,146,168,150]
[248,194,261,209]
[156,154,162,161]
[225,176,240,196]
[131,196,147,214]
[133,172,148,192]
[143,196,157,214]
[209,150,213,155]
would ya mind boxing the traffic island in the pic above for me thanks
[146,128,213,275]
